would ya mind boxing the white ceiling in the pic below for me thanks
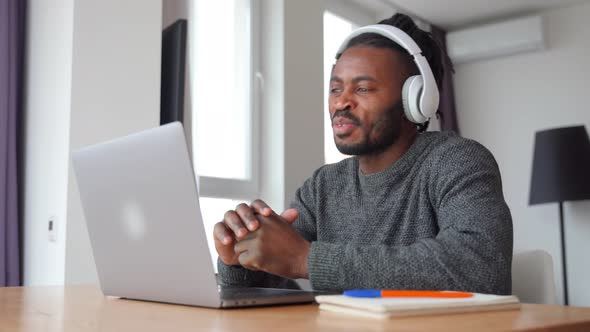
[387,0,590,30]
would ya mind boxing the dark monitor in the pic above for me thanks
[160,19,187,125]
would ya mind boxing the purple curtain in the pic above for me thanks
[431,25,460,134]
[0,0,25,286]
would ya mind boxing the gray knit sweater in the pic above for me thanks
[218,131,513,295]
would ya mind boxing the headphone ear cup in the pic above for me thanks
[402,75,427,124]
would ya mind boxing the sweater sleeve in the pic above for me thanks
[216,259,300,289]
[217,174,320,289]
[306,141,514,295]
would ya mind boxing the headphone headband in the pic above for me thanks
[336,24,421,56]
[335,24,440,123]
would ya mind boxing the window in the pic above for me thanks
[189,0,260,267]
[324,0,375,164]
[323,12,356,164]
[323,3,378,164]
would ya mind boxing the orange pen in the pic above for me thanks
[343,289,474,298]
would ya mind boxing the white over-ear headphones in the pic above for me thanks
[336,24,440,124]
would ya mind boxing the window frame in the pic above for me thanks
[193,0,262,201]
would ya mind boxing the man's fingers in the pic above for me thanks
[237,248,261,271]
[213,222,233,245]
[233,238,246,254]
[213,222,240,266]
[235,203,259,231]
[223,210,248,238]
[250,199,273,217]
[280,208,299,223]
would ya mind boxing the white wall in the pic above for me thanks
[64,0,162,284]
[454,2,590,306]
[259,0,286,211]
[22,0,163,286]
[282,0,325,208]
[22,0,74,285]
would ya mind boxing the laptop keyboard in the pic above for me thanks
[220,287,312,300]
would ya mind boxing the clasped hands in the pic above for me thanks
[213,199,310,280]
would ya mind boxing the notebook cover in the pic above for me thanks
[315,293,521,319]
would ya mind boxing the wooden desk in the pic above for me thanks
[1,286,590,331]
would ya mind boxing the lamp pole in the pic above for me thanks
[559,201,569,305]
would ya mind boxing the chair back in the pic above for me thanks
[512,249,557,304]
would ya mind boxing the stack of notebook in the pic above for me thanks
[315,290,520,319]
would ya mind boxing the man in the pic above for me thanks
[213,14,513,294]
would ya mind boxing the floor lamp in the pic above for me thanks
[529,125,590,305]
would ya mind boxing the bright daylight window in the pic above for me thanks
[190,0,259,267]
[323,12,356,164]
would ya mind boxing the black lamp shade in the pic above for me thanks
[529,125,590,205]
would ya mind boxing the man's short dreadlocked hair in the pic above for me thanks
[337,13,452,132]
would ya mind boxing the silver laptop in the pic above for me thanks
[71,122,316,308]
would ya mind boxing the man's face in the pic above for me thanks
[329,46,408,156]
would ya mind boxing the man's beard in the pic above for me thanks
[333,100,404,156]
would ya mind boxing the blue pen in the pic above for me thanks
[343,289,382,298]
